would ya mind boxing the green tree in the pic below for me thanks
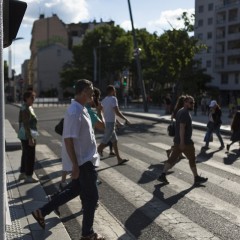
[60,24,133,92]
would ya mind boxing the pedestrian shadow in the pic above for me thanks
[119,184,195,239]
[137,163,173,184]
[196,148,222,162]
[223,150,240,165]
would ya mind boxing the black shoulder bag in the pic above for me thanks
[55,118,64,135]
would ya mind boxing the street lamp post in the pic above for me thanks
[93,40,110,90]
[127,0,148,112]
[8,37,23,101]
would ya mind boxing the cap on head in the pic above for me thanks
[209,100,217,107]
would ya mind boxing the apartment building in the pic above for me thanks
[195,0,240,104]
[28,14,114,98]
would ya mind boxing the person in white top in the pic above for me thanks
[98,85,130,165]
[32,79,105,240]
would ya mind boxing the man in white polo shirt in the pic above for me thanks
[98,85,130,165]
[32,79,105,240]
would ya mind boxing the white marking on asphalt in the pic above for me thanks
[148,142,240,177]
[120,150,240,227]
[98,161,220,240]
[36,144,133,240]
[39,129,52,137]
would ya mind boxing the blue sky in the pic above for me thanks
[4,0,194,75]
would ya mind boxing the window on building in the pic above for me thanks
[235,73,239,84]
[207,46,212,53]
[208,18,213,25]
[71,31,78,36]
[221,73,228,84]
[198,19,203,27]
[198,5,204,13]
[207,32,212,39]
[206,60,212,68]
[208,3,214,11]
[197,33,203,40]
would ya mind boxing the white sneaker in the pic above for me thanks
[59,182,68,190]
[18,173,27,181]
[24,176,38,183]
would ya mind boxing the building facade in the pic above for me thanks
[195,0,240,104]
[27,14,114,98]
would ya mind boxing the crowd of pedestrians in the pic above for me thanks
[16,81,240,239]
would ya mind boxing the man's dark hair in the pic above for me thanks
[75,79,92,95]
[23,90,35,102]
[106,85,115,95]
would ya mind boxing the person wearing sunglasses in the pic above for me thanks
[158,95,208,186]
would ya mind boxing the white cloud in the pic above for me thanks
[148,8,194,33]
[120,20,132,31]
[24,0,89,26]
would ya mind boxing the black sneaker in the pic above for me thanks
[226,144,230,152]
[157,174,169,184]
[194,175,208,185]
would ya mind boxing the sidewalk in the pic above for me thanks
[5,119,71,240]
[4,104,232,239]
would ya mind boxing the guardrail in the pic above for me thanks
[34,98,71,107]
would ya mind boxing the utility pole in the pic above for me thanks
[127,0,148,112]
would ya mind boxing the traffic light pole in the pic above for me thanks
[127,0,148,112]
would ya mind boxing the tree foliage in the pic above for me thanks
[60,12,211,100]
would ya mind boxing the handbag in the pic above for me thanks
[55,118,64,135]
[167,121,175,137]
[204,132,213,142]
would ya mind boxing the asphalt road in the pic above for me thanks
[5,104,240,240]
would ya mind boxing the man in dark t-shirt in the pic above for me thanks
[158,95,208,185]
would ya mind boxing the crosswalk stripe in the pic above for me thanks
[124,142,240,196]
[98,161,220,240]
[116,150,240,227]
[36,144,132,239]
[39,129,52,137]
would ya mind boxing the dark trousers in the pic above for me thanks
[40,161,98,237]
[205,127,224,147]
[20,140,36,176]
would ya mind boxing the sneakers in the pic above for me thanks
[157,173,169,184]
[18,173,27,181]
[219,145,225,150]
[194,175,208,185]
[226,144,230,152]
[59,182,68,191]
[24,176,38,183]
[166,149,171,158]
[80,233,105,240]
[202,146,209,150]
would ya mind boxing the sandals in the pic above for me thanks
[32,209,45,229]
[80,233,105,240]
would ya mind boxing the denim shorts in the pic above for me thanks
[101,122,117,144]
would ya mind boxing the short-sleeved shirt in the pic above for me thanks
[101,96,118,122]
[174,108,193,145]
[61,100,99,171]
[86,105,101,128]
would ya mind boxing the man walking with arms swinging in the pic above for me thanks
[158,95,208,185]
